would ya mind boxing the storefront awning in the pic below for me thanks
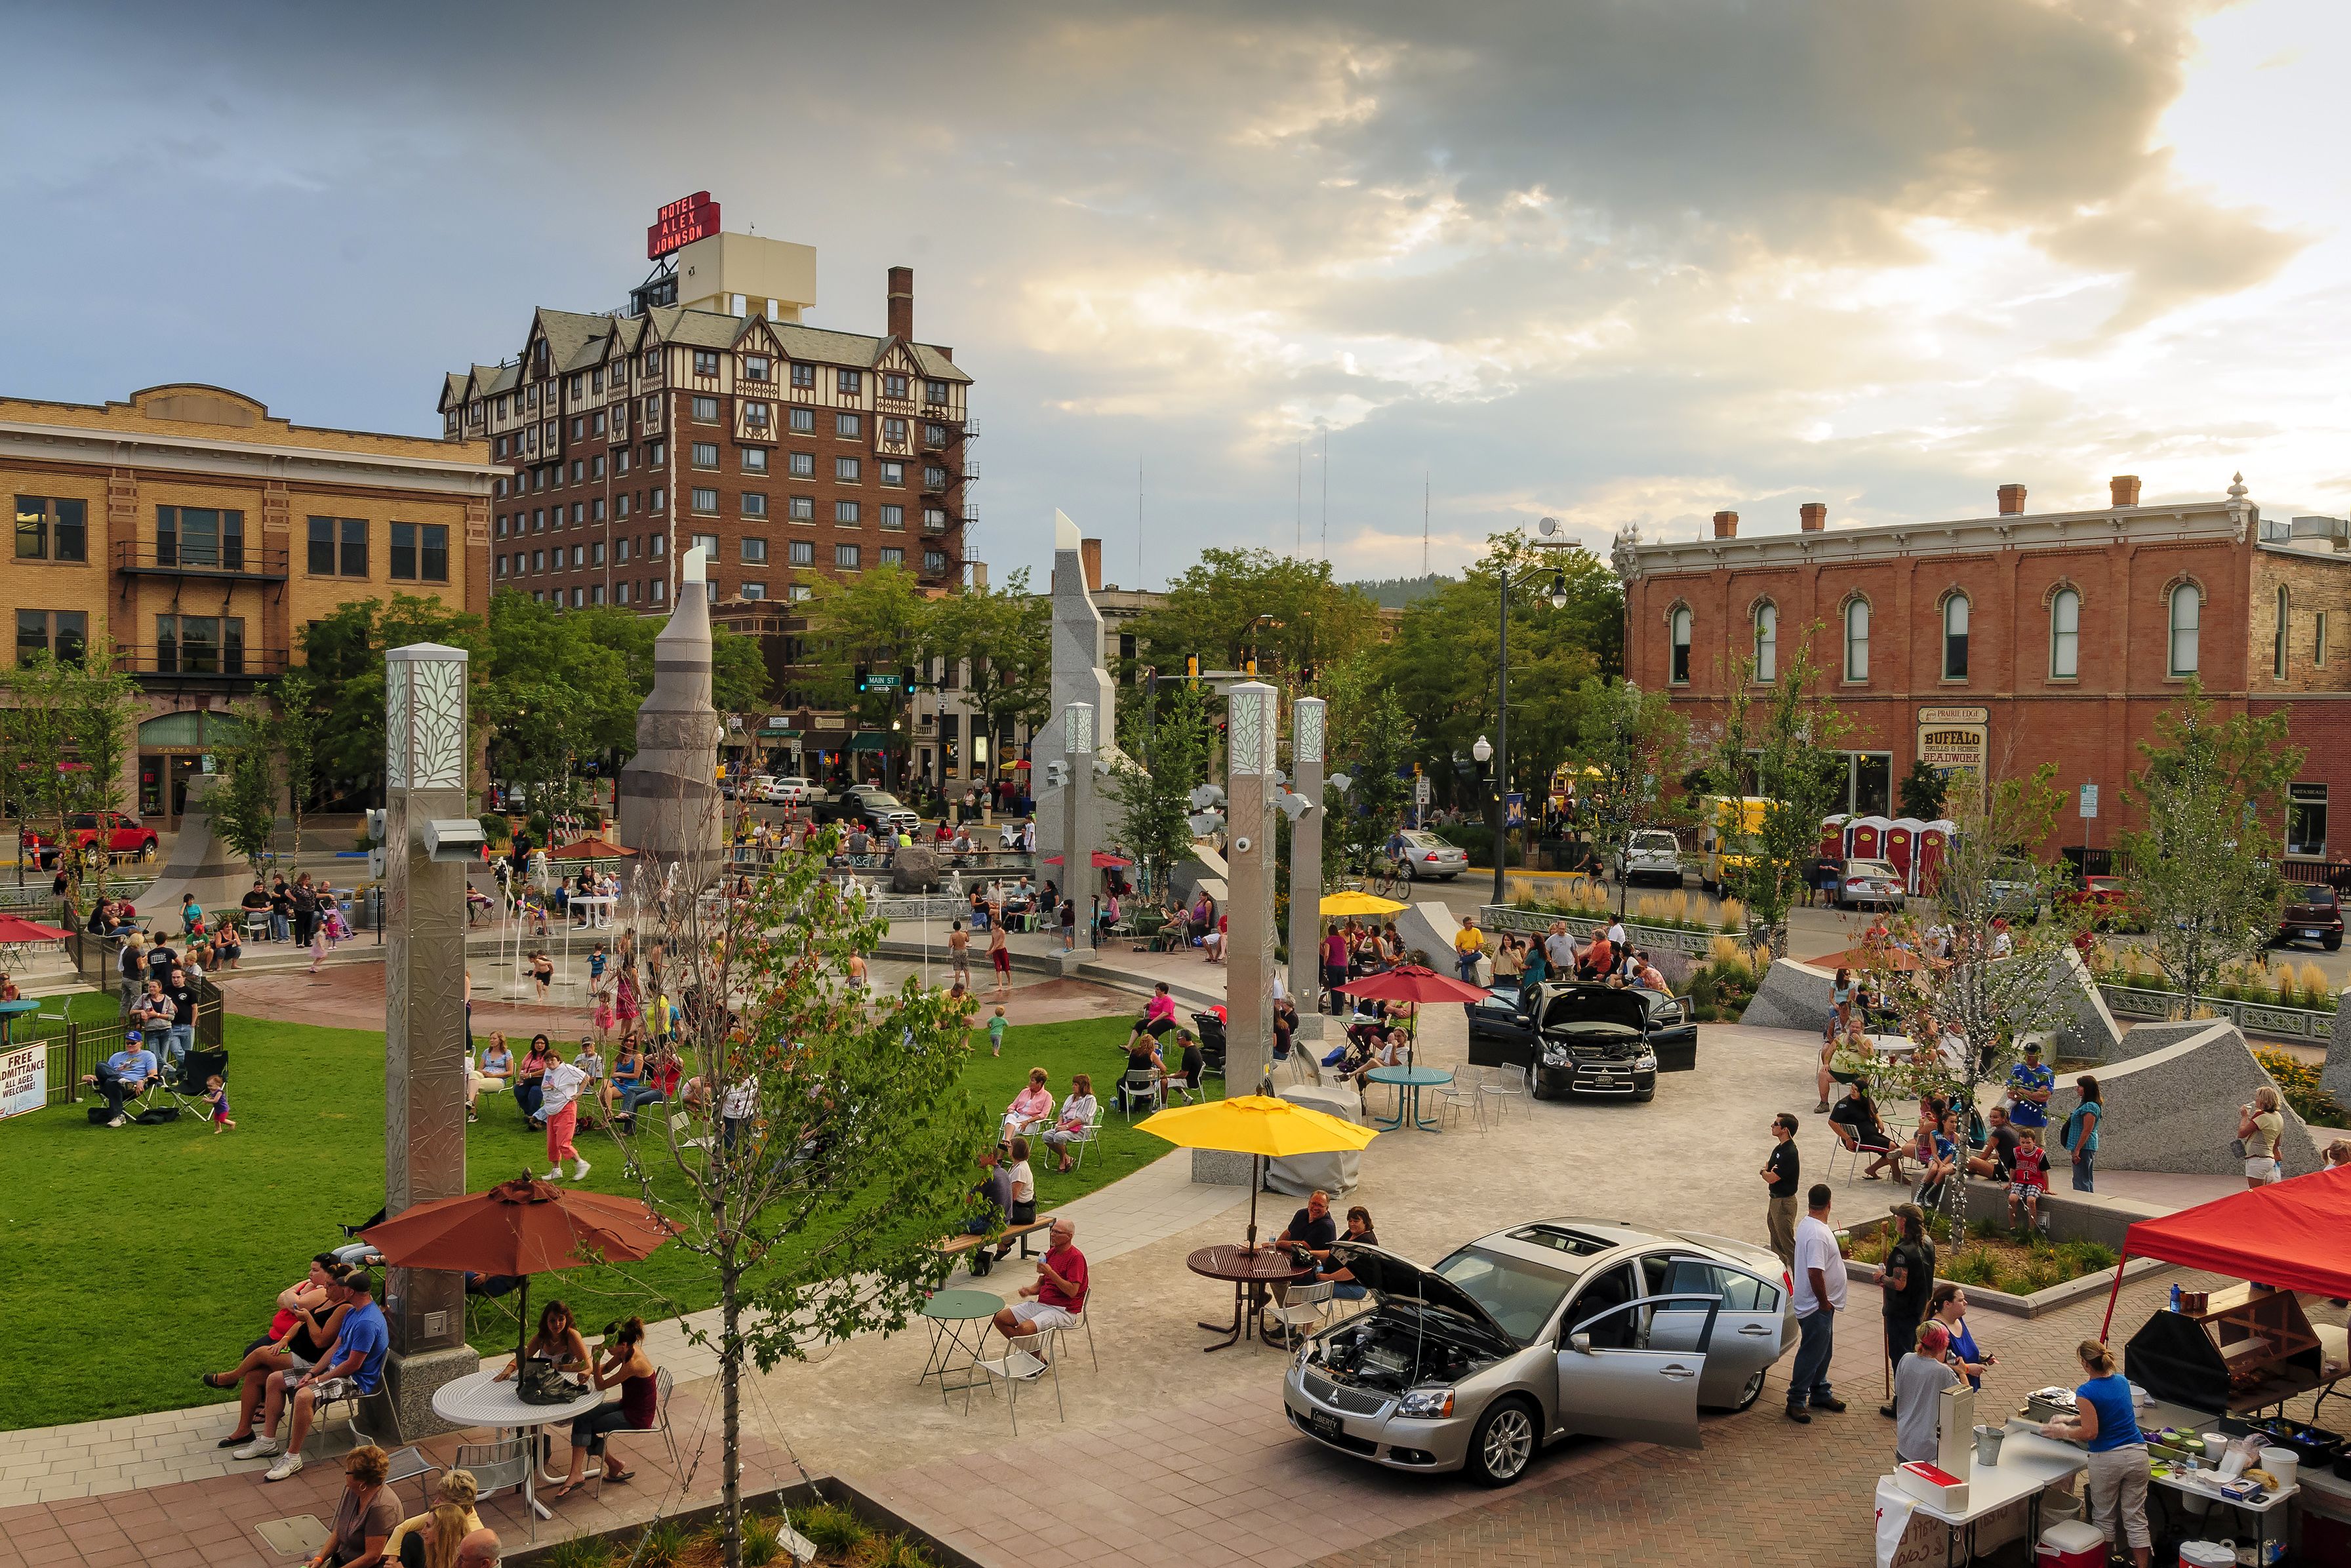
[849,733,893,752]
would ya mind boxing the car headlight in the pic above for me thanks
[1636,1054,1657,1070]
[1542,1047,1569,1067]
[1396,1388,1455,1418]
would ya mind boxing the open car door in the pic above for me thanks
[1464,988,1536,1070]
[1554,1290,1719,1449]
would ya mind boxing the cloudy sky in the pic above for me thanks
[7,0,2346,584]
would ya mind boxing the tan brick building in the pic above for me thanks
[1621,477,2351,866]
[437,228,973,613]
[0,384,497,826]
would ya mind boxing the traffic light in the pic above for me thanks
[1243,651,1258,677]
[1185,654,1199,683]
[854,663,870,693]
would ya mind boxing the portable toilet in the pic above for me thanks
[1846,816,1885,862]
[1913,821,1956,894]
[1882,820,1919,885]
[1820,815,1849,859]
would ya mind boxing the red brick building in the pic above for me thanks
[1620,477,2351,866]
[437,228,971,613]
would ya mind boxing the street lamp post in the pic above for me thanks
[1491,517,1580,906]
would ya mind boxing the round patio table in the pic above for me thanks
[1188,1244,1314,1353]
[432,1367,605,1520]
[917,1287,1002,1407]
[1365,1064,1452,1132]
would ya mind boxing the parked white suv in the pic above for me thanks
[1612,830,1684,887]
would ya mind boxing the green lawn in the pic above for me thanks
[0,1003,1200,1432]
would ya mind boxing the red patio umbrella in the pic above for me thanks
[1336,964,1491,1067]
[545,835,637,860]
[361,1173,672,1362]
[0,916,72,943]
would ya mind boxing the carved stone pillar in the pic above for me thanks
[1287,697,1325,1049]
[380,642,477,1434]
[1224,681,1278,1092]
[1055,701,1095,976]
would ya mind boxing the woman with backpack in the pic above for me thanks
[2061,1075,2102,1193]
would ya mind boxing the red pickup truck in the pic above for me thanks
[20,812,161,868]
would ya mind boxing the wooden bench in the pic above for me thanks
[937,1215,1056,1276]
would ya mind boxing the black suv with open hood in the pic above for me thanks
[1466,982,1696,1101]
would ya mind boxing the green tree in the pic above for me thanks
[1897,758,1948,822]
[933,569,1051,765]
[271,666,327,861]
[710,627,771,715]
[2119,682,2302,1011]
[613,824,988,1568]
[1382,534,1620,811]
[1127,548,1381,685]
[798,565,934,790]
[211,699,280,877]
[1702,634,1850,961]
[1855,765,2087,1228]
[301,595,485,803]
[1318,656,1415,878]
[1108,681,1210,895]
[0,639,139,897]
[1571,678,1691,917]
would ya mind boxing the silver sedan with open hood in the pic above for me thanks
[1282,1219,1796,1485]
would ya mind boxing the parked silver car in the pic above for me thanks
[1384,829,1470,881]
[1611,829,1685,888]
[1282,1219,1795,1485]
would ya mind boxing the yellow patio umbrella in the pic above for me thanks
[1136,1094,1381,1248]
[1319,889,1406,916]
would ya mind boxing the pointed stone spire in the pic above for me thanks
[618,546,725,891]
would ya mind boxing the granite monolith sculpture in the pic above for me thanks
[1037,510,1115,879]
[618,545,725,891]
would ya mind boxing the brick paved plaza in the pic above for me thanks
[0,923,2327,1567]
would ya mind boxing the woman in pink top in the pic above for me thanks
[1127,982,1179,1053]
[1001,1067,1054,1140]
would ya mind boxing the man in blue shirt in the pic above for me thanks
[80,1035,160,1127]
[237,1272,391,1481]
[2007,1041,2055,1130]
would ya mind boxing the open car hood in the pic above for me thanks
[1327,1243,1514,1341]
[1532,982,1651,1034]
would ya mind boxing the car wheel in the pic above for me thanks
[1711,1369,1767,1415]
[1465,1398,1538,1487]
[2330,936,2344,952]
[142,841,158,862]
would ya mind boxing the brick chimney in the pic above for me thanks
[1712,510,1739,539]
[2110,474,2142,508]
[1799,502,1827,532]
[887,266,914,340]
[1997,483,2028,516]
[1080,537,1103,593]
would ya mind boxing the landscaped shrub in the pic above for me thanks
[2252,1046,2348,1127]
[788,1504,870,1556]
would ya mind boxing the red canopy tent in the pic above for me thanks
[2100,1164,2351,1337]
[1041,851,1132,868]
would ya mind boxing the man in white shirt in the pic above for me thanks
[538,1047,592,1183]
[1542,921,1576,974]
[1785,1182,1848,1422]
[1604,917,1628,965]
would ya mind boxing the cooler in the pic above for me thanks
[2032,1519,2103,1567]
[2299,1462,2351,1567]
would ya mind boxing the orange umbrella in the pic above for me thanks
[546,836,637,860]
[362,1174,671,1361]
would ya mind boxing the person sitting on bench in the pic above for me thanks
[235,1270,390,1481]
[966,1147,1011,1237]
[81,1033,161,1127]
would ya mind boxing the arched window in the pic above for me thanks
[2049,588,2080,679]
[1843,599,1869,681]
[1942,593,1969,680]
[2169,582,2201,675]
[2274,585,2290,679]
[1752,601,1777,683]
[1668,606,1691,685]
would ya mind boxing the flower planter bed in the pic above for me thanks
[1839,1215,2160,1319]
[500,1479,975,1568]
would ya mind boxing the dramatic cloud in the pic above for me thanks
[1,0,2341,580]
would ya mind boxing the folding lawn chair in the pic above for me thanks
[165,1047,228,1119]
